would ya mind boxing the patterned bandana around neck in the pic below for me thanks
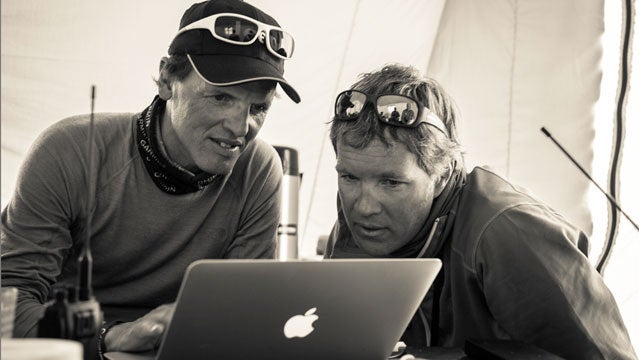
[136,96,218,194]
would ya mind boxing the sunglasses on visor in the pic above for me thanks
[334,90,448,135]
[174,13,295,60]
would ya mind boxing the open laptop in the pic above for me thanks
[105,258,441,360]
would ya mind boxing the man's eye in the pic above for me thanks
[213,94,232,102]
[381,179,401,187]
[250,104,269,115]
[340,174,357,182]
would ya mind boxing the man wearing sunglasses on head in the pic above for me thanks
[1,0,299,357]
[324,64,637,359]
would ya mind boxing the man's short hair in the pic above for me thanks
[157,55,193,87]
[329,64,464,178]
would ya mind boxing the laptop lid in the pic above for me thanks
[107,258,441,360]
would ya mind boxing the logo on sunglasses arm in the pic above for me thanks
[283,307,319,339]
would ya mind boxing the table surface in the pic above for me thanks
[104,347,468,360]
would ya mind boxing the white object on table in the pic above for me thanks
[1,338,83,360]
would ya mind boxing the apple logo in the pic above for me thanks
[283,307,319,339]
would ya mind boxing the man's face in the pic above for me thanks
[335,137,445,256]
[161,70,275,175]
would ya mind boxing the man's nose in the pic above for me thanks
[223,105,251,138]
[353,184,382,216]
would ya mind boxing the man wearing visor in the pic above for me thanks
[325,64,636,359]
[1,0,299,356]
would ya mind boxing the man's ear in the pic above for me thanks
[434,166,452,197]
[157,57,172,101]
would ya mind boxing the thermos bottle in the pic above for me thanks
[274,146,300,260]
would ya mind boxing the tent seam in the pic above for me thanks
[506,0,518,177]
[301,0,362,250]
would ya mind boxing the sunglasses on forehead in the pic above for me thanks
[334,90,448,136]
[174,13,295,60]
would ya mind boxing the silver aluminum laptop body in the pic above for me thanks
[105,258,441,360]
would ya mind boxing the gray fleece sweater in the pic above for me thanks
[1,112,282,336]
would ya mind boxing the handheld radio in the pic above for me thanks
[38,86,103,359]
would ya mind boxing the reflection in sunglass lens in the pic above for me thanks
[376,95,418,125]
[215,16,259,42]
[268,30,294,58]
[336,91,366,119]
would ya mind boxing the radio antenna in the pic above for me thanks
[78,85,96,300]
[39,85,102,349]
[541,127,638,232]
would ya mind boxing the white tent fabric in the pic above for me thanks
[1,0,637,348]
[428,0,599,235]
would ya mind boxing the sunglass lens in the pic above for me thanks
[336,91,366,119]
[215,16,259,42]
[376,95,418,126]
[268,30,294,58]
